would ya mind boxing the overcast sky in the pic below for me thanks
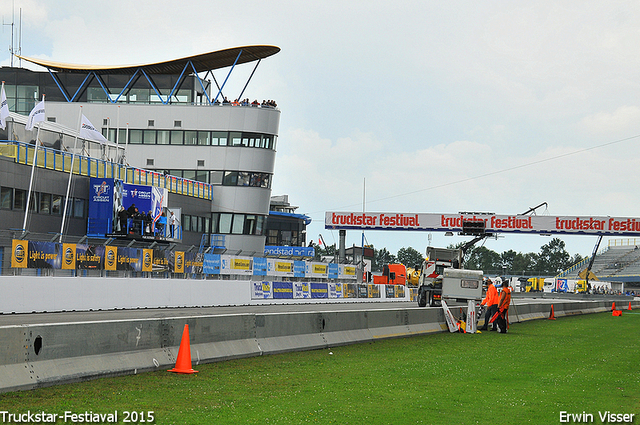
[2,1,640,260]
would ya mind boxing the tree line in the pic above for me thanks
[311,237,584,277]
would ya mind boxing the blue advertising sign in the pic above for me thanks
[273,281,293,299]
[311,282,329,299]
[328,263,339,279]
[203,253,221,274]
[88,178,115,235]
[293,260,306,278]
[264,246,315,258]
[253,257,267,276]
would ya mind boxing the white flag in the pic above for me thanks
[0,83,9,130]
[79,114,109,144]
[25,99,45,131]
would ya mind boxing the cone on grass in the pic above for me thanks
[612,302,616,311]
[628,302,632,311]
[548,304,556,320]
[168,324,198,374]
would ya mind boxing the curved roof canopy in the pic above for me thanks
[17,45,280,75]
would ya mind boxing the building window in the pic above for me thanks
[47,117,56,123]
[14,189,26,211]
[51,195,63,215]
[129,130,143,144]
[143,130,156,144]
[219,213,233,234]
[148,120,155,127]
[174,120,182,128]
[170,130,183,145]
[157,130,170,145]
[39,193,51,214]
[185,131,197,145]
[0,187,12,209]
[147,159,155,166]
[211,131,227,146]
[197,159,205,167]
[197,131,210,146]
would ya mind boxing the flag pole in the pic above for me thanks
[59,107,83,242]
[22,95,45,231]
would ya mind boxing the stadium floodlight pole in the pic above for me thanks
[59,107,83,242]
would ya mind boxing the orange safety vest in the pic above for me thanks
[498,287,511,311]
[482,284,499,306]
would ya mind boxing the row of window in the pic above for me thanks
[180,212,266,236]
[103,129,277,149]
[0,187,87,218]
[160,170,272,187]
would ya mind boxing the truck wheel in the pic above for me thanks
[418,289,427,307]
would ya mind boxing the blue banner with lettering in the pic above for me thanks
[203,253,221,274]
[253,257,267,276]
[311,282,329,298]
[328,263,339,279]
[273,281,293,299]
[264,246,315,257]
[294,260,306,278]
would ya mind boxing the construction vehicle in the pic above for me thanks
[526,277,545,292]
[417,235,485,307]
[406,266,421,286]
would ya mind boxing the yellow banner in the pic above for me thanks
[232,258,251,270]
[276,261,292,272]
[313,264,327,274]
[104,246,117,271]
[11,239,27,268]
[61,243,76,270]
[174,251,184,273]
[343,266,356,276]
[142,249,153,272]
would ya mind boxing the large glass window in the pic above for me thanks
[211,213,219,234]
[230,132,242,146]
[256,216,265,236]
[51,195,63,215]
[73,198,86,218]
[223,171,238,186]
[14,189,26,211]
[184,131,197,145]
[129,130,143,144]
[0,187,12,209]
[210,171,224,185]
[232,214,245,234]
[183,215,191,232]
[219,213,233,234]
[170,130,183,145]
[197,131,210,146]
[211,131,227,146]
[39,193,51,214]
[157,130,170,145]
[237,172,250,186]
[143,130,156,145]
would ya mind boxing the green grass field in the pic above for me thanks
[1,312,638,424]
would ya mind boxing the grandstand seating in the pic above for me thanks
[560,243,640,282]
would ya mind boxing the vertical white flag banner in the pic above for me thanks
[0,83,10,130]
[25,99,45,131]
[79,114,110,144]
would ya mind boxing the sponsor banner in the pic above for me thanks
[385,285,396,298]
[141,249,153,272]
[117,247,140,271]
[557,278,569,292]
[152,249,170,272]
[264,246,315,257]
[203,253,221,274]
[27,241,60,269]
[61,243,76,270]
[325,211,640,236]
[328,263,339,279]
[11,239,27,268]
[311,282,329,299]
[341,265,357,280]
[267,258,294,277]
[293,261,306,278]
[343,284,358,298]
[253,257,267,276]
[306,262,328,278]
[252,281,272,299]
[273,281,293,299]
[329,283,343,298]
[221,255,253,275]
[104,246,117,271]
[293,282,311,298]
[368,284,381,298]
[89,178,115,235]
[395,285,406,298]
[76,245,104,269]
[174,251,185,273]
[184,252,202,274]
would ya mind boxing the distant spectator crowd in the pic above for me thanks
[214,97,278,108]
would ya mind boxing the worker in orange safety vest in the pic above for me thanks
[479,278,499,331]
[494,280,512,333]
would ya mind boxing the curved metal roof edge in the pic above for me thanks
[16,45,280,75]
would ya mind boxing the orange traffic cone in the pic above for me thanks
[628,302,633,311]
[548,305,556,320]
[168,324,198,374]
[612,302,616,311]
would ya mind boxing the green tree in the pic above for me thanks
[397,247,424,269]
[537,238,571,275]
[373,248,397,272]
[312,242,337,262]
[512,252,538,276]
[465,246,501,273]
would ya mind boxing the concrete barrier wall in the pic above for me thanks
[1,297,638,393]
